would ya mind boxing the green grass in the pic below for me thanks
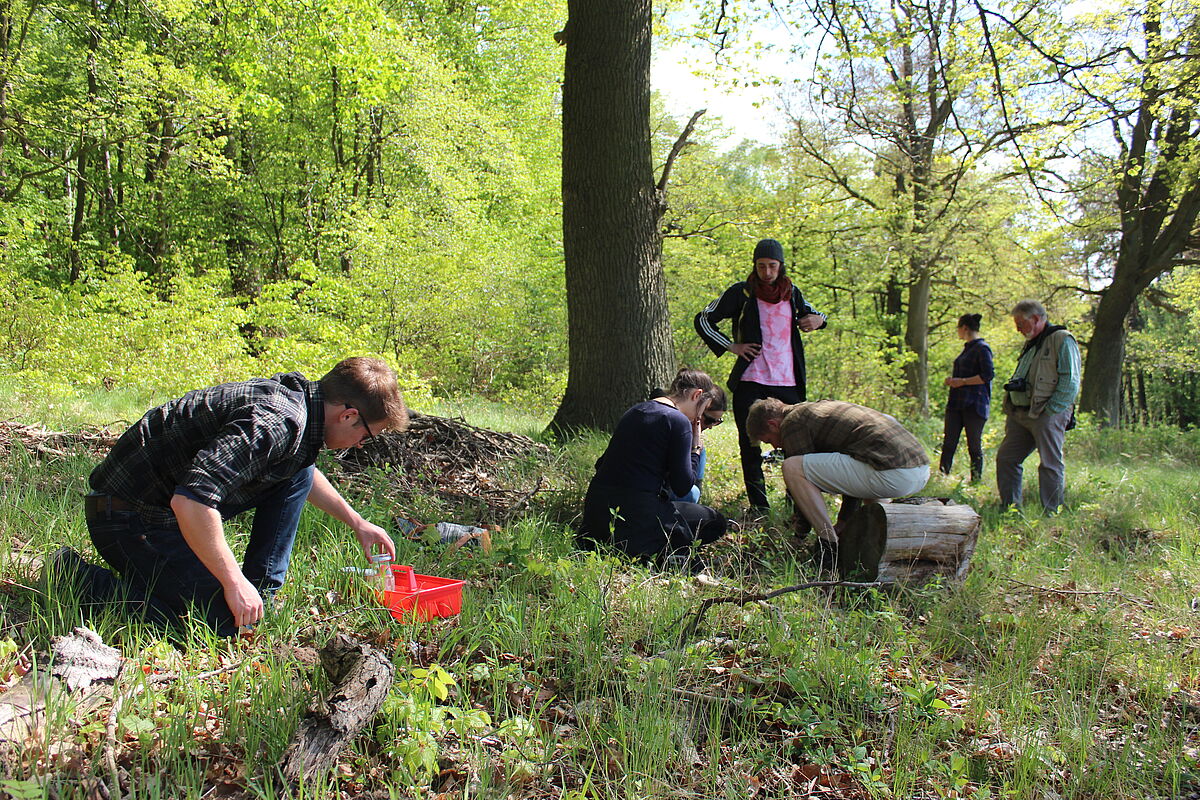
[0,403,1197,799]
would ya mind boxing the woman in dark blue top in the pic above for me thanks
[578,369,728,567]
[940,313,994,482]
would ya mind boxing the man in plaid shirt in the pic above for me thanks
[63,357,408,636]
[746,398,929,565]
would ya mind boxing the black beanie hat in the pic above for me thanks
[753,238,785,264]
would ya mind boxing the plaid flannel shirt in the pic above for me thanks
[89,372,325,526]
[779,400,928,471]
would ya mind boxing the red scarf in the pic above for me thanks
[748,272,793,304]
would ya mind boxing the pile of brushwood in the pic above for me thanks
[0,414,560,525]
[331,412,558,523]
[0,421,118,461]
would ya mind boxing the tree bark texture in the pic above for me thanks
[549,0,675,434]
[903,261,932,415]
[277,634,394,784]
[838,498,980,586]
[1079,276,1134,427]
[1078,7,1200,427]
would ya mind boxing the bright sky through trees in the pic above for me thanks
[651,11,798,147]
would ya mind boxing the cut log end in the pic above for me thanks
[839,497,981,587]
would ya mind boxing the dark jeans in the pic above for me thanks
[733,381,802,509]
[82,466,314,637]
[940,407,987,481]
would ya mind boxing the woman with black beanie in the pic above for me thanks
[695,238,827,512]
[940,313,994,482]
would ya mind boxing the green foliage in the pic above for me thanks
[1123,267,1200,427]
[0,0,566,403]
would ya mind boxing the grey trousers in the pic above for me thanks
[996,407,1072,512]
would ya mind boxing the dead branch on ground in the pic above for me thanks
[679,580,884,644]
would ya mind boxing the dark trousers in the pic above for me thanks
[579,485,727,561]
[82,466,315,637]
[733,381,802,509]
[940,408,987,482]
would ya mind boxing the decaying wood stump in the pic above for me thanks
[0,627,121,748]
[838,497,981,586]
[277,634,394,783]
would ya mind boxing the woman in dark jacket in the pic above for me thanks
[940,313,994,482]
[694,238,827,510]
[578,369,728,566]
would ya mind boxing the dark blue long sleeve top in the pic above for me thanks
[946,338,994,419]
[591,401,699,499]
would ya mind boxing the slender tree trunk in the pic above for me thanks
[226,126,257,298]
[0,0,11,187]
[900,117,936,415]
[100,144,117,246]
[1135,368,1148,424]
[548,0,674,434]
[140,106,175,277]
[902,261,931,415]
[1121,370,1133,426]
[69,23,101,283]
[69,142,87,282]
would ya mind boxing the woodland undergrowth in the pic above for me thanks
[0,402,1196,800]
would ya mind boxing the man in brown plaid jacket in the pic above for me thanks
[746,398,929,565]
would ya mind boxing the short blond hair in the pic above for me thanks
[745,398,788,444]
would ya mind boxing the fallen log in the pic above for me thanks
[277,634,394,783]
[838,498,980,586]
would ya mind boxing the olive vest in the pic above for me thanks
[1004,327,1075,418]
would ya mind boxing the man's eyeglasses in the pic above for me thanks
[701,414,723,430]
[346,404,376,442]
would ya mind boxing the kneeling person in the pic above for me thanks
[746,399,929,551]
[577,369,728,569]
[71,357,408,636]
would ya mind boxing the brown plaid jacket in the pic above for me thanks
[779,400,928,471]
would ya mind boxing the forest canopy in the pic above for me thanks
[1,0,1197,427]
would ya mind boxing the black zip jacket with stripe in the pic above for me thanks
[694,282,827,396]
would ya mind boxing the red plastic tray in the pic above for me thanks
[377,566,464,622]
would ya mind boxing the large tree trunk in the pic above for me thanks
[1078,275,1138,427]
[1077,8,1200,428]
[548,0,674,435]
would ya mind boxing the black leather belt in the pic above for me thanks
[83,493,134,520]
